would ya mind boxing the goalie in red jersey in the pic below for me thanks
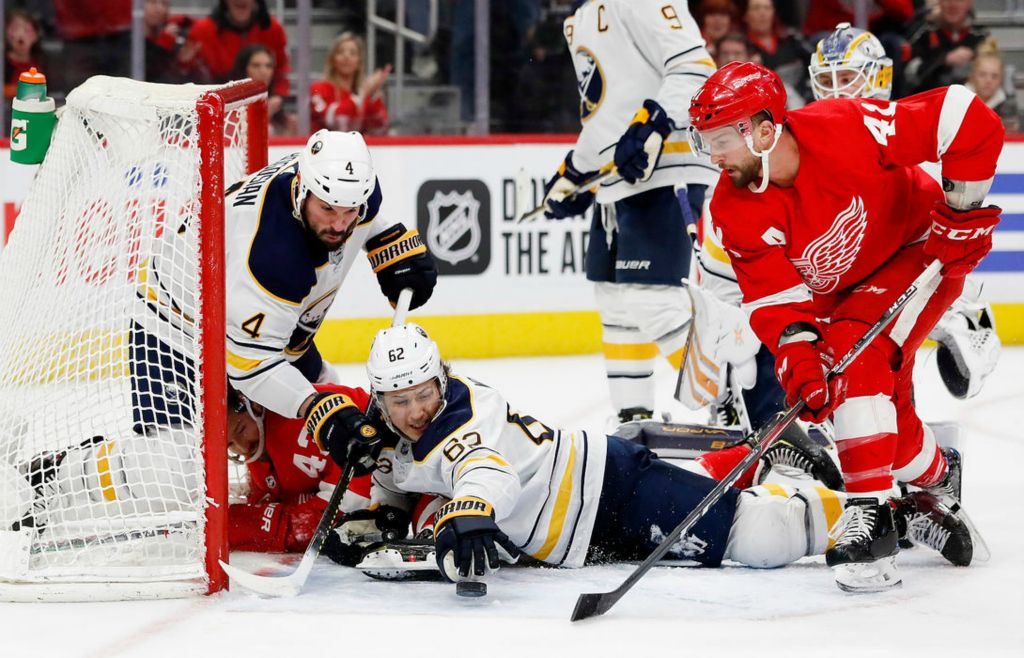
[687,61,1003,592]
[227,384,440,573]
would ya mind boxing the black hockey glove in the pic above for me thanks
[433,497,520,581]
[542,150,596,219]
[614,99,674,184]
[365,224,438,310]
[322,506,412,567]
[303,392,381,474]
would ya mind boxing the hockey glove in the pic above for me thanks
[614,99,674,184]
[303,392,381,473]
[542,151,596,219]
[366,224,438,310]
[433,497,520,581]
[774,325,846,424]
[923,202,1001,278]
[323,506,412,567]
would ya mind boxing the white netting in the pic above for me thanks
[0,77,261,598]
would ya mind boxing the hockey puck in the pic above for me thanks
[456,580,487,598]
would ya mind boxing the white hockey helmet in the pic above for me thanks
[366,323,448,428]
[809,23,893,101]
[296,129,375,209]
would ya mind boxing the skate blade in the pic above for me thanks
[833,556,902,593]
[954,506,991,563]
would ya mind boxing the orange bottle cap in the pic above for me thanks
[19,67,47,84]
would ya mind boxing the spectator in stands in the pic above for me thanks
[697,0,739,59]
[4,9,45,99]
[310,33,390,135]
[966,51,1020,132]
[233,44,297,136]
[143,0,207,84]
[517,3,580,133]
[714,32,756,69]
[52,0,132,95]
[743,0,811,101]
[908,0,991,94]
[185,0,290,97]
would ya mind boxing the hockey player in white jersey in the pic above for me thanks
[131,129,437,467]
[541,0,720,424]
[308,323,974,587]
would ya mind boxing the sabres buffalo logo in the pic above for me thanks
[575,46,605,122]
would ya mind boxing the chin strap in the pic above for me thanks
[240,398,267,465]
[745,123,784,194]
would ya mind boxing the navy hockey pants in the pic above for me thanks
[588,436,738,566]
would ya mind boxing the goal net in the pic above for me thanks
[0,77,267,601]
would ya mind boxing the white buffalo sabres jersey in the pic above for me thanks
[565,0,719,203]
[221,155,399,417]
[371,375,608,568]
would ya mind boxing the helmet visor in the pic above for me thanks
[689,124,748,158]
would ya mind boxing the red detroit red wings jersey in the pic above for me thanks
[229,384,372,552]
[709,86,1004,347]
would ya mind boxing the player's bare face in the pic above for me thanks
[383,380,443,441]
[698,126,760,188]
[303,196,360,251]
[227,407,263,461]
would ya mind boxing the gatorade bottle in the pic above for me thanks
[10,67,56,165]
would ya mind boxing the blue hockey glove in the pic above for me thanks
[542,151,596,219]
[433,497,520,581]
[614,99,673,184]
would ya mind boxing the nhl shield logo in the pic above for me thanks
[417,180,491,275]
[426,190,481,266]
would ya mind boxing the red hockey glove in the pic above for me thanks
[774,338,846,424]
[923,202,1000,278]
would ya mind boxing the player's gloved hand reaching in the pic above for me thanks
[614,99,673,184]
[923,202,1001,277]
[433,497,520,581]
[774,325,847,423]
[303,392,381,473]
[542,151,596,219]
[365,224,438,310]
[323,505,411,567]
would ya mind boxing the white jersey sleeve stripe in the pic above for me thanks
[532,439,577,561]
[936,85,975,158]
[741,283,814,316]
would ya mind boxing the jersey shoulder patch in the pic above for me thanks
[411,377,474,462]
[247,173,323,304]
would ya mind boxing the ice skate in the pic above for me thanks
[756,417,844,490]
[826,498,901,592]
[893,491,972,566]
[357,539,441,581]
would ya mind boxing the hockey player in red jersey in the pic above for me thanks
[687,61,1003,591]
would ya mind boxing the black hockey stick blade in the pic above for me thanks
[571,592,616,622]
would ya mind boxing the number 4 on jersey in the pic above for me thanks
[862,101,896,146]
[241,312,266,338]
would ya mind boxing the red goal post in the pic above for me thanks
[0,77,267,601]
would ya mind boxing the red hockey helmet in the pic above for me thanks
[689,61,788,132]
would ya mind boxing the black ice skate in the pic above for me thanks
[618,407,653,424]
[826,498,901,592]
[922,446,963,506]
[756,418,844,491]
[893,491,972,567]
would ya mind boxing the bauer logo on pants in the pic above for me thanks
[417,179,490,275]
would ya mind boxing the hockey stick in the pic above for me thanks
[219,288,414,596]
[516,162,617,224]
[571,260,943,622]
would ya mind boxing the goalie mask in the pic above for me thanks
[366,323,448,434]
[296,129,375,211]
[809,23,893,101]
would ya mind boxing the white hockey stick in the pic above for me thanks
[220,288,414,596]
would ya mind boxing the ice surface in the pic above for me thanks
[3,347,1022,657]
